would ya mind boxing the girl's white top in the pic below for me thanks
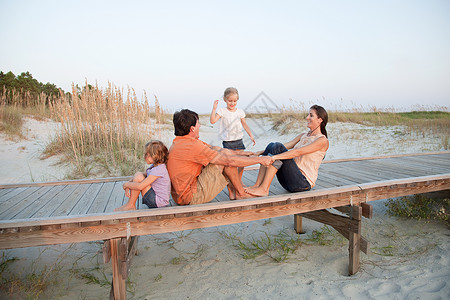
[217,107,246,141]
[293,133,327,187]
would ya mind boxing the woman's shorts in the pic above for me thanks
[222,139,245,150]
[142,188,158,208]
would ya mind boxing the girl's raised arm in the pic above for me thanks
[210,100,221,124]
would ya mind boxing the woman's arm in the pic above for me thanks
[283,133,305,150]
[210,100,221,124]
[272,136,329,160]
[123,175,159,191]
[241,118,255,145]
[250,133,305,157]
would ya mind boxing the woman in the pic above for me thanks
[245,105,329,197]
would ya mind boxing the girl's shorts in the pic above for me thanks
[142,188,158,208]
[222,139,245,150]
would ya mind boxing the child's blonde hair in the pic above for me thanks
[223,87,239,100]
[144,140,168,165]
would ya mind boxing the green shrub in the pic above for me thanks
[385,194,449,224]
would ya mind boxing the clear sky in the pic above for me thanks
[1,0,449,113]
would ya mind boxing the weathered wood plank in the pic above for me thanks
[32,184,81,218]
[0,186,53,220]
[0,187,39,214]
[50,184,90,217]
[88,182,116,214]
[69,183,103,215]
[12,185,66,219]
[0,188,15,198]
[104,181,127,213]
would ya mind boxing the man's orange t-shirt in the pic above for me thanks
[167,136,218,205]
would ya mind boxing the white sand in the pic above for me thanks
[1,117,449,299]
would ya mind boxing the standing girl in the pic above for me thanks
[210,87,256,150]
[115,140,171,211]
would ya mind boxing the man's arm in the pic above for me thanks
[210,149,273,167]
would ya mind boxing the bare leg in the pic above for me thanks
[227,184,236,200]
[115,172,146,211]
[245,165,278,197]
[238,167,244,186]
[223,166,254,199]
[247,165,268,189]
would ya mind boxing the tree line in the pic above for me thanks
[0,71,64,105]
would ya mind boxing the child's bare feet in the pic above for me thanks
[244,186,269,197]
[114,204,137,211]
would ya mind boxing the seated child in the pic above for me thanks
[115,140,170,211]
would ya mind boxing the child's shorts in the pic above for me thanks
[142,188,158,208]
[222,139,245,150]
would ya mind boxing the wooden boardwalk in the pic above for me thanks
[1,151,449,299]
[1,152,449,222]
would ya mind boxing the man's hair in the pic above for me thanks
[173,109,199,136]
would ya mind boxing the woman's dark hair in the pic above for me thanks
[310,105,328,138]
[173,109,199,136]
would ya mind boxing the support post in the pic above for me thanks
[110,238,127,300]
[348,205,362,276]
[294,214,305,234]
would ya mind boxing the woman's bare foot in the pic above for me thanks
[244,186,269,197]
[114,204,137,211]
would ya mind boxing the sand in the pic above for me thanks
[0,117,449,299]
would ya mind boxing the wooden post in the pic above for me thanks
[294,214,305,234]
[348,205,362,276]
[110,238,127,300]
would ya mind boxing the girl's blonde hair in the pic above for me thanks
[223,87,239,100]
[144,140,169,164]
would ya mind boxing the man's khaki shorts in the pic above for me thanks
[190,164,228,205]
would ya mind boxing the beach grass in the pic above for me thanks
[255,103,449,149]
[0,245,73,300]
[0,105,24,139]
[43,83,164,178]
[385,193,449,224]
[220,229,303,262]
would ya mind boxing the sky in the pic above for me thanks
[1,0,449,113]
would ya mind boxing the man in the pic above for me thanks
[167,109,273,205]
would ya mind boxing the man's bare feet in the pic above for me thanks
[114,204,137,212]
[227,185,236,200]
[235,191,256,200]
[244,186,269,197]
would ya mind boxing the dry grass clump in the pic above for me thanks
[0,87,53,139]
[45,83,163,178]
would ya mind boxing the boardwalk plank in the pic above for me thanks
[69,183,103,215]
[13,185,66,219]
[51,184,90,217]
[0,187,29,203]
[32,184,81,218]
[0,186,53,220]
[104,181,127,213]
[0,188,14,198]
[363,160,431,177]
[88,182,116,214]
